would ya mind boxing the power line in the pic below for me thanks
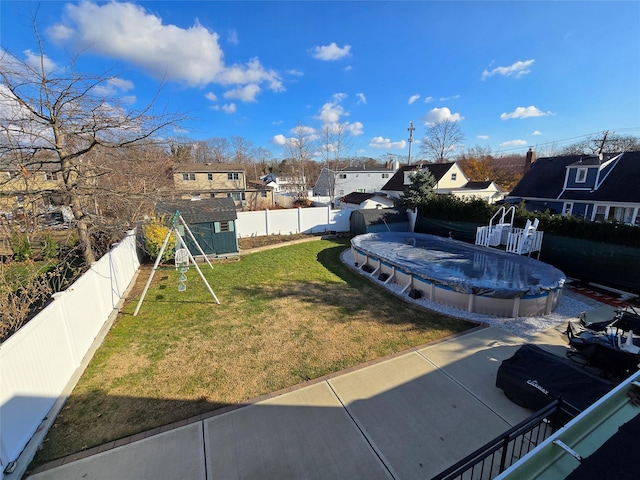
[493,127,640,154]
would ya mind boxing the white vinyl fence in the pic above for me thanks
[0,207,347,477]
[235,206,350,238]
[0,230,140,478]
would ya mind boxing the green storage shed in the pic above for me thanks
[156,198,239,257]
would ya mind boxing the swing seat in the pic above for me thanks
[175,248,189,266]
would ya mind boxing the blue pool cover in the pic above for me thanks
[351,232,566,299]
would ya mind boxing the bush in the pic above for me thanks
[10,234,32,261]
[142,216,175,263]
[417,195,640,247]
[40,234,59,259]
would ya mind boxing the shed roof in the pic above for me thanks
[340,192,376,204]
[381,162,455,192]
[155,197,237,224]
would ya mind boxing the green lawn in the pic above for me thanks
[32,238,474,466]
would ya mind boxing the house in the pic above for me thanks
[313,164,398,204]
[337,192,396,211]
[260,172,307,195]
[0,160,67,215]
[448,181,506,204]
[173,163,273,209]
[505,151,640,226]
[380,161,505,203]
[155,197,239,257]
[350,208,409,235]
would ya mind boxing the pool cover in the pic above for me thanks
[351,232,565,299]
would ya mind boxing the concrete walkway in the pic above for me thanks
[27,323,571,480]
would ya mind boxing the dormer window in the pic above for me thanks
[451,173,457,181]
[576,168,587,183]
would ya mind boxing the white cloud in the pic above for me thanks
[356,93,367,105]
[311,42,351,61]
[439,94,461,101]
[22,49,58,73]
[424,96,434,103]
[422,107,464,126]
[343,65,352,72]
[369,136,406,149]
[227,29,238,45]
[92,77,137,103]
[205,92,218,102]
[500,105,553,120]
[477,135,489,140]
[287,69,304,77]
[48,1,282,93]
[482,59,535,80]
[532,130,542,135]
[223,84,261,102]
[272,134,287,146]
[272,125,319,147]
[222,103,236,114]
[408,94,420,105]
[346,121,364,136]
[316,102,345,123]
[499,139,528,147]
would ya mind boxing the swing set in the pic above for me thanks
[133,211,220,316]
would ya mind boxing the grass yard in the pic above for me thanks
[32,237,474,466]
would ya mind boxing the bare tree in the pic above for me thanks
[318,122,353,205]
[206,137,232,163]
[420,119,464,163]
[282,124,316,196]
[560,132,640,155]
[0,28,181,264]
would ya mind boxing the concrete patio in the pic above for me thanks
[27,323,572,480]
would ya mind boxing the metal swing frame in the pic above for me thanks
[133,211,220,316]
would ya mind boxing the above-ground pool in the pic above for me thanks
[351,232,566,317]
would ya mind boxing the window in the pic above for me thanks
[182,173,195,181]
[190,193,201,201]
[229,192,245,202]
[207,173,213,181]
[45,172,58,181]
[357,188,366,193]
[214,221,234,233]
[594,205,607,221]
[227,172,239,181]
[576,168,588,183]
[261,191,268,198]
[382,173,389,179]
[451,173,457,181]
[563,202,573,216]
[338,174,347,179]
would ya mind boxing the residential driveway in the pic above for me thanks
[27,324,571,480]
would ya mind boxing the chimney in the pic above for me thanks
[524,147,536,174]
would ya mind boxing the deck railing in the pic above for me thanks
[431,398,581,480]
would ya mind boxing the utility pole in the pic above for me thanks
[597,130,609,156]
[407,120,415,165]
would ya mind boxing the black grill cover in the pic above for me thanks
[496,344,615,411]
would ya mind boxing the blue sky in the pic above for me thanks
[2,1,639,160]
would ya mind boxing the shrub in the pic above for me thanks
[40,234,59,259]
[10,234,32,261]
[142,216,175,263]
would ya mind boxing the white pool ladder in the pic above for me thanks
[475,206,515,247]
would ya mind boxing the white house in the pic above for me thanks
[313,163,399,204]
[337,192,396,211]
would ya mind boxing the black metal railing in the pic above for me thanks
[431,399,581,480]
